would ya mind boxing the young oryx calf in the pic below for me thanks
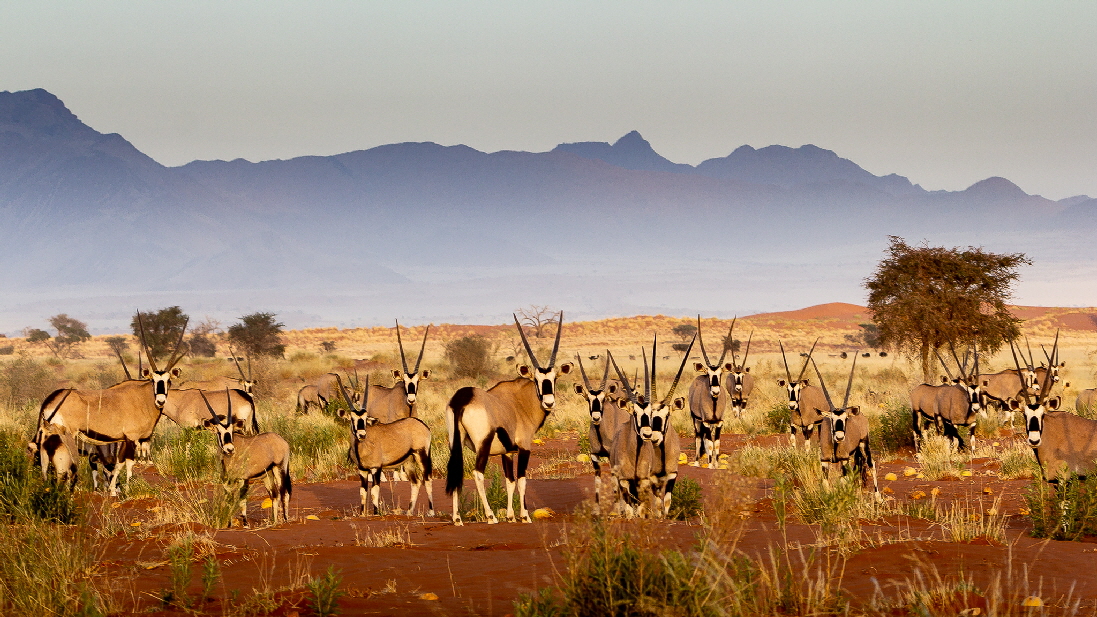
[201,390,292,527]
[340,378,434,516]
[811,355,880,500]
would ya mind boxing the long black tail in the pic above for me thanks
[445,389,473,495]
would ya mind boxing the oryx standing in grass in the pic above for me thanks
[688,316,734,466]
[778,339,829,449]
[811,356,880,498]
[608,336,693,518]
[339,377,434,516]
[1006,336,1092,483]
[180,354,257,397]
[296,372,348,414]
[574,353,630,514]
[164,388,259,434]
[927,345,986,452]
[368,321,432,423]
[201,390,292,527]
[37,313,187,492]
[1078,388,1097,415]
[724,321,755,418]
[445,313,572,525]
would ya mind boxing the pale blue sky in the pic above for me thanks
[3,2,1095,199]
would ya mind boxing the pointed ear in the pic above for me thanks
[574,383,585,395]
[607,383,618,394]
[724,362,734,371]
[802,379,810,386]
[558,362,573,375]
[420,369,431,379]
[1060,361,1066,368]
[777,379,787,387]
[848,406,861,416]
[234,419,246,430]
[982,380,989,387]
[392,369,402,381]
[171,368,182,378]
[941,376,949,384]
[141,368,151,378]
[337,408,347,418]
[1047,396,1061,411]
[637,394,647,406]
[517,364,532,377]
[743,367,750,373]
[1009,399,1022,411]
[202,418,213,428]
[694,362,706,372]
[672,397,685,410]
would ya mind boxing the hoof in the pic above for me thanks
[506,515,516,523]
[486,515,499,524]
[452,516,464,526]
[522,515,532,523]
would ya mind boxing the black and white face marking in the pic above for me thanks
[1011,396,1061,447]
[141,367,181,409]
[778,379,806,412]
[518,363,573,412]
[645,397,685,446]
[695,361,732,399]
[575,383,606,423]
[729,367,750,394]
[393,368,431,406]
[349,407,372,439]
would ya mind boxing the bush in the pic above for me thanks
[765,403,792,434]
[0,430,79,524]
[445,335,495,378]
[227,312,286,358]
[0,353,58,410]
[668,478,703,520]
[870,402,916,455]
[0,346,13,356]
[1025,474,1097,541]
[132,306,189,359]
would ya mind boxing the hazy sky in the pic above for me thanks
[3,2,1095,199]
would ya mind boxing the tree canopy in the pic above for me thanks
[131,306,189,359]
[24,314,92,358]
[227,312,286,358]
[864,236,1029,381]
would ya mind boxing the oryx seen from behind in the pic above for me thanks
[778,339,828,449]
[164,388,259,435]
[296,372,347,414]
[201,390,292,527]
[445,313,572,525]
[339,376,434,516]
[687,316,734,466]
[608,335,693,518]
[574,353,630,514]
[811,355,880,498]
[912,345,985,452]
[724,321,755,418]
[37,313,187,491]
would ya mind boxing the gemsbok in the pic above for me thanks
[777,339,828,449]
[37,313,187,491]
[608,336,693,518]
[296,372,347,414]
[574,353,630,514]
[1077,388,1097,415]
[338,377,434,516]
[445,313,572,525]
[201,390,292,527]
[368,321,432,424]
[180,354,257,397]
[724,321,755,418]
[1005,336,1094,483]
[811,356,880,498]
[165,388,259,434]
[910,345,985,451]
[687,316,734,466]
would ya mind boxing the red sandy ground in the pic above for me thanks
[95,432,1097,617]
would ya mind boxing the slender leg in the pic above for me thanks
[713,422,723,462]
[371,469,383,515]
[662,474,677,518]
[408,454,422,515]
[516,448,532,523]
[501,453,517,522]
[358,469,370,515]
[472,437,497,524]
[592,459,602,515]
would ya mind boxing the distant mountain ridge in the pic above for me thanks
[1,87,1093,332]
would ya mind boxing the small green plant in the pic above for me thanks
[445,335,496,378]
[764,403,792,434]
[306,565,345,617]
[915,434,967,480]
[201,555,220,603]
[936,498,1005,543]
[0,430,79,524]
[1025,474,1097,541]
[870,402,916,455]
[669,477,703,520]
[163,536,194,608]
[152,427,218,483]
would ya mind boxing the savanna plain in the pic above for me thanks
[4,304,1097,616]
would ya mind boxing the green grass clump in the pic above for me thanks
[306,565,345,617]
[995,442,1038,479]
[1025,474,1097,541]
[869,402,916,456]
[764,403,791,434]
[668,478,703,520]
[153,426,219,483]
[0,430,79,524]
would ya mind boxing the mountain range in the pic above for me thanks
[1,88,1094,334]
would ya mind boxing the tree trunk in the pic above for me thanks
[920,339,932,384]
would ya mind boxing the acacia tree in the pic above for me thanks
[227,312,286,358]
[864,236,1029,381]
[131,306,189,359]
[24,314,91,359]
[515,305,559,338]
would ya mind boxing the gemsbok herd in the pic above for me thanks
[24,310,1096,527]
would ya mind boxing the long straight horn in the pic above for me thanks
[797,338,820,381]
[136,312,159,373]
[395,320,410,375]
[360,374,370,409]
[576,353,592,391]
[1038,331,1059,398]
[696,315,711,366]
[948,342,965,377]
[642,344,652,405]
[1009,340,1033,405]
[548,311,564,368]
[663,335,696,405]
[841,353,859,409]
[233,354,248,381]
[339,381,358,411]
[740,330,754,369]
[114,347,132,380]
[810,358,836,410]
[414,324,431,373]
[717,317,735,366]
[779,340,793,383]
[935,349,955,382]
[600,356,610,390]
[224,387,233,425]
[972,342,980,380]
[199,390,219,421]
[727,316,738,366]
[513,314,541,371]
[608,351,638,407]
[649,335,658,403]
[164,317,190,370]
[1025,336,1036,369]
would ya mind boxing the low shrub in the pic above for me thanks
[1025,474,1097,541]
[0,430,79,524]
[870,402,916,455]
[668,477,702,520]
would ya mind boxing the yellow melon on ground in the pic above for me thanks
[533,508,555,519]
[884,472,898,481]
